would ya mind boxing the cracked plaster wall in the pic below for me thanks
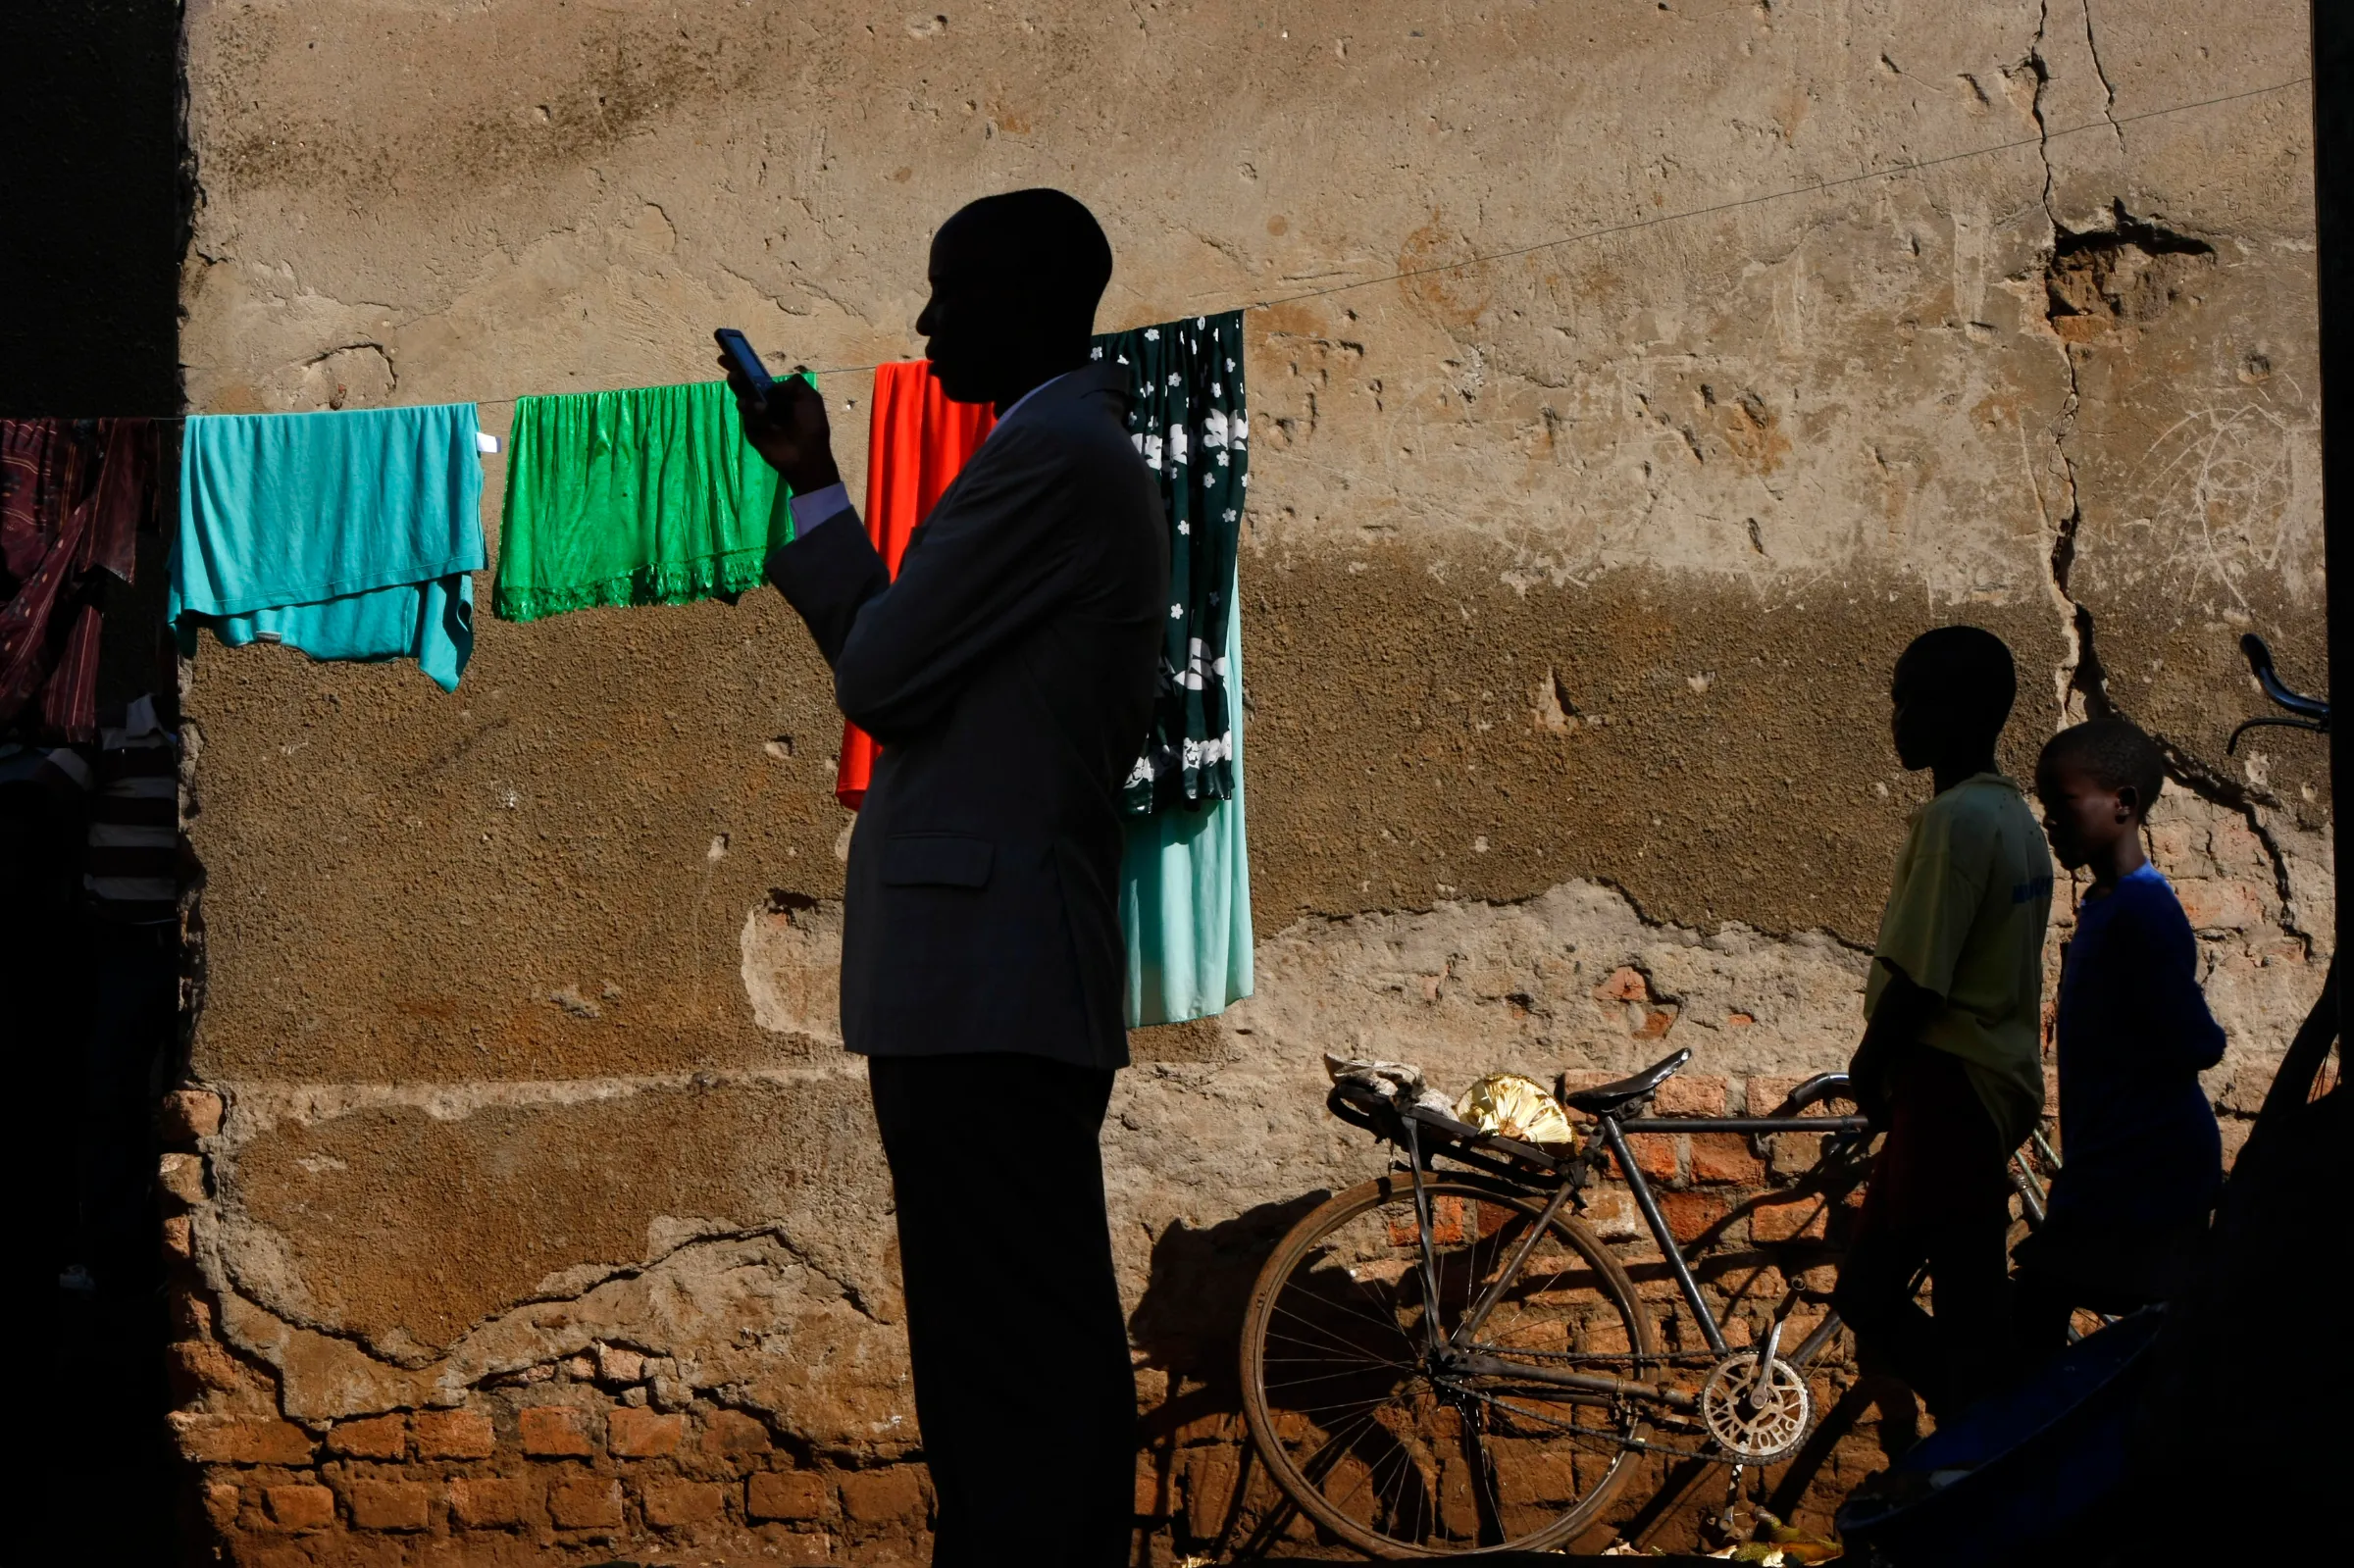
[172,0,2327,1557]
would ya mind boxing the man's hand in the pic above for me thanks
[718,354,843,495]
[1849,959,1937,1133]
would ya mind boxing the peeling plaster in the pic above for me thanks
[170,3,2326,1551]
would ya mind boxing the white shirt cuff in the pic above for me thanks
[43,749,94,790]
[790,481,855,534]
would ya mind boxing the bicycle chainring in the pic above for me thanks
[1699,1351,1813,1463]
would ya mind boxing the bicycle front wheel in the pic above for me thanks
[1240,1173,1654,1556]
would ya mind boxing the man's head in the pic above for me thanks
[916,188,1112,405]
[1889,625,2016,772]
[2036,718,2165,872]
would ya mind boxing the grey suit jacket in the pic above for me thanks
[766,363,1168,1069]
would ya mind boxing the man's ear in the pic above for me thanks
[2114,784,2141,823]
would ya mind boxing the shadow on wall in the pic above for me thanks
[1132,1192,1327,1404]
[0,0,185,417]
[1128,1193,1327,1546]
[1,4,190,1562]
[1,0,186,704]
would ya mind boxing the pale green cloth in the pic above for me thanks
[1865,772,2055,1149]
[1120,566,1254,1027]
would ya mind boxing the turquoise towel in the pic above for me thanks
[172,403,487,691]
[1120,565,1254,1027]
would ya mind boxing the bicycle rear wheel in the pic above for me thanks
[1240,1173,1654,1556]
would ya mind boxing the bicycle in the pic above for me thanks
[1237,1045,1877,1556]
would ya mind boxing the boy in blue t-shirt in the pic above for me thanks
[2016,718,2226,1355]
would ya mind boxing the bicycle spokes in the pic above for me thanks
[1245,1177,1652,1553]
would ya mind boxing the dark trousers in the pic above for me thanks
[79,920,177,1292]
[1831,1047,2015,1419]
[867,1052,1136,1568]
[2011,1211,2200,1360]
[2012,1264,2108,1360]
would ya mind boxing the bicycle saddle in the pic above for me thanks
[1561,1047,1692,1115]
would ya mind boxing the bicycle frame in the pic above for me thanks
[1396,1100,1871,1412]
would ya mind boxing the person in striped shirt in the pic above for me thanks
[59,691,181,923]
[37,688,185,1297]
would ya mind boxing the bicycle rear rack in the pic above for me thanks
[1326,1083,1578,1185]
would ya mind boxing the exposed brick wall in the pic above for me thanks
[164,1069,2235,1563]
[157,6,2321,1564]
[154,1086,897,1562]
[177,1366,916,1563]
[151,867,2290,1566]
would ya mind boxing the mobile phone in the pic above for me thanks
[713,329,775,400]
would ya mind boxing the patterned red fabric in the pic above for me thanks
[0,419,160,741]
[835,363,996,809]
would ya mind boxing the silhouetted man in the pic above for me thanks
[725,188,1164,1566]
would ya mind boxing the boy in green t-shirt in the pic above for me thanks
[1831,626,2053,1418]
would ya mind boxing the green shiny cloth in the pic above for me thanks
[492,379,796,622]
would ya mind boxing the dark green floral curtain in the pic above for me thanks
[1093,311,1247,815]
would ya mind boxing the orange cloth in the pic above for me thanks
[835,362,996,808]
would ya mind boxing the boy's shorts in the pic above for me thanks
[1857,1045,2014,1238]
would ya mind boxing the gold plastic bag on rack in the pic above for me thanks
[1453,1072,1577,1147]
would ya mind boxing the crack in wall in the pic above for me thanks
[2036,435,2309,950]
[2019,17,2310,952]
[2054,599,2315,950]
[2079,0,2124,144]
[2027,4,2063,225]
[2026,7,2097,725]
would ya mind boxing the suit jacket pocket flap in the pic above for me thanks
[880,834,995,887]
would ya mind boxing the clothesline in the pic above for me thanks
[4,318,1255,1027]
[9,310,1254,706]
[13,74,2300,425]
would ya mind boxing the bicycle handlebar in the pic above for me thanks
[2228,632,2328,753]
[2240,632,2329,720]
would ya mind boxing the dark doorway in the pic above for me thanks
[1,2,188,1560]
